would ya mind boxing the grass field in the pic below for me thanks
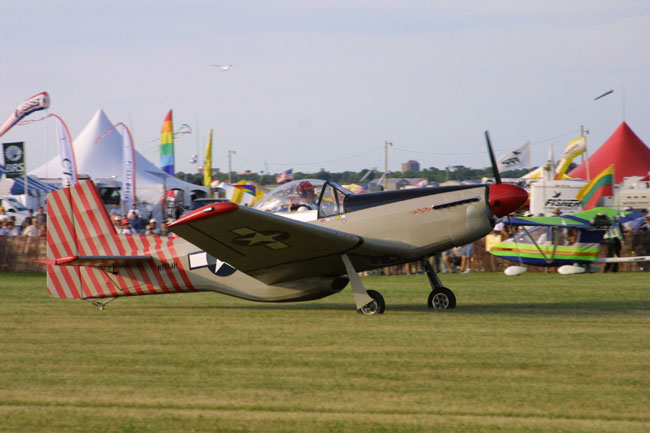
[1,271,649,433]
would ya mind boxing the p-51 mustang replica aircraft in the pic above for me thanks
[42,135,527,314]
[489,207,650,275]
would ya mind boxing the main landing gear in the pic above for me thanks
[422,258,456,310]
[342,254,385,315]
[342,254,456,314]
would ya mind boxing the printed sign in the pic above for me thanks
[2,142,25,178]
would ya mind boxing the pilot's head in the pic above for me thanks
[298,181,315,199]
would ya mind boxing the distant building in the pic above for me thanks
[401,160,420,172]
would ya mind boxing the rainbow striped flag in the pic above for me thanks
[576,164,614,210]
[160,110,174,175]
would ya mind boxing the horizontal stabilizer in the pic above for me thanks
[37,255,151,267]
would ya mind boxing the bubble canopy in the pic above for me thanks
[254,179,351,215]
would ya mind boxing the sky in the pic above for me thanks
[1,0,649,177]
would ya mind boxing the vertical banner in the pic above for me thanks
[203,129,213,194]
[2,142,26,178]
[51,114,78,186]
[14,112,78,187]
[160,110,174,175]
[0,92,50,138]
[118,124,136,212]
[95,122,137,212]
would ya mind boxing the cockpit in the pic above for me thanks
[254,179,352,220]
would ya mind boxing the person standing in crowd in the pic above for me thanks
[119,219,136,235]
[462,243,473,273]
[35,206,47,228]
[491,220,510,240]
[20,217,32,234]
[126,203,141,220]
[148,219,160,235]
[21,210,34,233]
[109,203,121,219]
[0,220,19,237]
[603,221,623,273]
[622,210,644,233]
[128,212,143,234]
[0,207,8,223]
[444,247,468,273]
[22,219,40,237]
[158,221,171,237]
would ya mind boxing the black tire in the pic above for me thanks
[427,287,456,310]
[358,289,385,315]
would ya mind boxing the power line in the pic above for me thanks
[233,146,384,168]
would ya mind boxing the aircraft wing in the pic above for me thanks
[511,208,644,228]
[508,215,592,228]
[169,202,413,284]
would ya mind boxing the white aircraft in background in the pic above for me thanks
[210,64,234,71]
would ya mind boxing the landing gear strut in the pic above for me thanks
[342,254,385,315]
[422,258,456,310]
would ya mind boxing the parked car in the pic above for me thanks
[0,196,32,225]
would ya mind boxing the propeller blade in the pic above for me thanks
[485,130,502,184]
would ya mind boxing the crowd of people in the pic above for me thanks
[0,202,178,239]
[109,203,174,237]
[0,206,47,239]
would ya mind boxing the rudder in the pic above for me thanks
[46,180,124,298]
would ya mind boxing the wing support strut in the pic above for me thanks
[341,254,374,310]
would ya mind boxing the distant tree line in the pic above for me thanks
[176,166,532,186]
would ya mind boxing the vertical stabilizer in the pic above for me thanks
[45,180,195,299]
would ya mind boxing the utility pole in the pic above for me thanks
[227,150,236,183]
[384,141,392,190]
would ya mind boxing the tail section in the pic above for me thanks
[45,180,195,299]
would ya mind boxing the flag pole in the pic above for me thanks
[581,125,591,181]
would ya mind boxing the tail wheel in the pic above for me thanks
[358,289,385,315]
[428,287,456,310]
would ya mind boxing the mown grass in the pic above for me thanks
[0,271,649,432]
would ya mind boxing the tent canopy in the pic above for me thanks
[0,165,59,196]
[568,122,650,183]
[30,109,208,220]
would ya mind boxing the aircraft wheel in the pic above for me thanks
[358,290,385,315]
[428,287,456,310]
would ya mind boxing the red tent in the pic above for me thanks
[569,122,650,183]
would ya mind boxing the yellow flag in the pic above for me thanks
[203,129,213,194]
[555,136,586,180]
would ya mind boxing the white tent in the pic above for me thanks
[31,109,208,221]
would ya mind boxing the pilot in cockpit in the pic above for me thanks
[293,181,318,212]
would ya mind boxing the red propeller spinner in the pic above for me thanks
[488,183,528,218]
